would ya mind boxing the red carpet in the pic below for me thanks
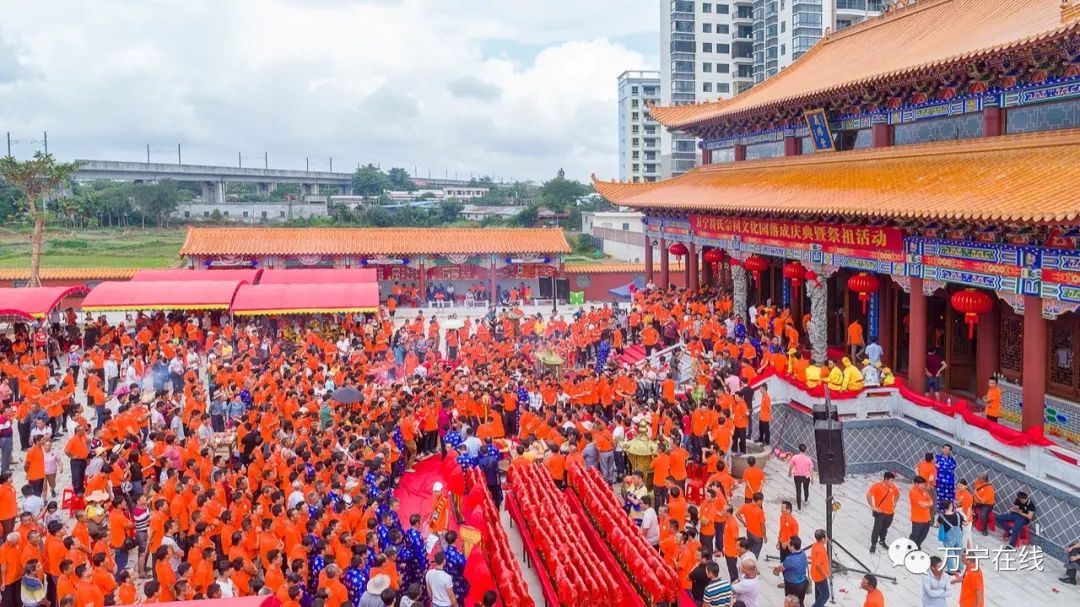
[393,455,458,533]
[619,344,646,366]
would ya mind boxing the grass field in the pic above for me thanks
[0,228,186,269]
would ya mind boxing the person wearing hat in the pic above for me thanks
[358,574,392,607]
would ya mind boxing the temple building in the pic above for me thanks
[177,226,571,304]
[595,0,1080,441]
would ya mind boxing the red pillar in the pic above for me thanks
[975,302,1000,397]
[702,250,713,288]
[908,277,928,395]
[489,257,497,305]
[1021,296,1046,431]
[660,238,670,289]
[702,149,712,165]
[983,107,1006,137]
[418,258,427,306]
[687,242,698,292]
[872,123,893,147]
[783,136,801,156]
[644,236,654,284]
[733,144,747,162]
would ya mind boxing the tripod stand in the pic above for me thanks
[818,388,898,603]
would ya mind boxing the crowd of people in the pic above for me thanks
[0,279,1070,607]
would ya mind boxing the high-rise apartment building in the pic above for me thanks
[753,0,884,83]
[659,1,755,178]
[617,70,662,183]
[653,1,884,177]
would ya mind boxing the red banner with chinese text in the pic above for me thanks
[378,266,419,281]
[499,264,556,279]
[691,215,904,253]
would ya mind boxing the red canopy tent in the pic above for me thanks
[131,268,263,283]
[256,268,377,284]
[0,286,88,320]
[81,280,245,312]
[230,282,379,316]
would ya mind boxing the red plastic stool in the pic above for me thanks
[686,478,705,505]
[974,513,996,532]
[61,488,84,516]
[1001,524,1030,546]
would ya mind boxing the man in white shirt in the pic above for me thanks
[640,495,660,546]
[287,482,306,509]
[462,427,482,458]
[104,358,119,395]
[732,559,761,607]
[215,561,237,598]
[426,552,458,607]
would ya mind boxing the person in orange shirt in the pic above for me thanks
[777,500,800,560]
[809,529,832,606]
[861,573,885,607]
[741,455,765,501]
[24,436,46,496]
[320,565,351,607]
[957,551,985,607]
[972,474,995,534]
[721,505,741,580]
[866,471,900,553]
[848,319,865,360]
[909,475,934,549]
[757,384,772,444]
[650,444,671,508]
[982,377,1002,423]
[641,325,660,357]
[736,492,767,558]
[544,445,567,489]
[732,396,749,454]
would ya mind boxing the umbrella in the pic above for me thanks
[332,386,363,404]
[443,319,465,330]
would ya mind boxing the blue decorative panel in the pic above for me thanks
[745,140,785,160]
[1006,98,1080,135]
[893,113,984,145]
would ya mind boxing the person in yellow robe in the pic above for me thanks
[842,356,863,391]
[826,360,845,391]
[805,362,823,388]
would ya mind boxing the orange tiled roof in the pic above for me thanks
[180,227,572,256]
[564,262,659,274]
[649,0,1080,129]
[593,128,1080,223]
[0,268,141,281]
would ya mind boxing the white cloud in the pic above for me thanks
[0,0,656,181]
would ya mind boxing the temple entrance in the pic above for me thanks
[945,289,977,393]
[891,285,911,374]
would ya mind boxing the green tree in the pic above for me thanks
[540,171,589,209]
[387,167,415,191]
[438,200,463,223]
[133,179,182,227]
[352,164,391,196]
[513,205,539,227]
[0,152,80,286]
[0,178,24,221]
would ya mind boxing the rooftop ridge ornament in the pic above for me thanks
[1064,0,1080,23]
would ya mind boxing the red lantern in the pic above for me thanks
[783,261,806,288]
[950,288,993,339]
[702,248,725,265]
[804,269,819,287]
[668,242,688,257]
[743,255,769,286]
[847,272,880,314]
